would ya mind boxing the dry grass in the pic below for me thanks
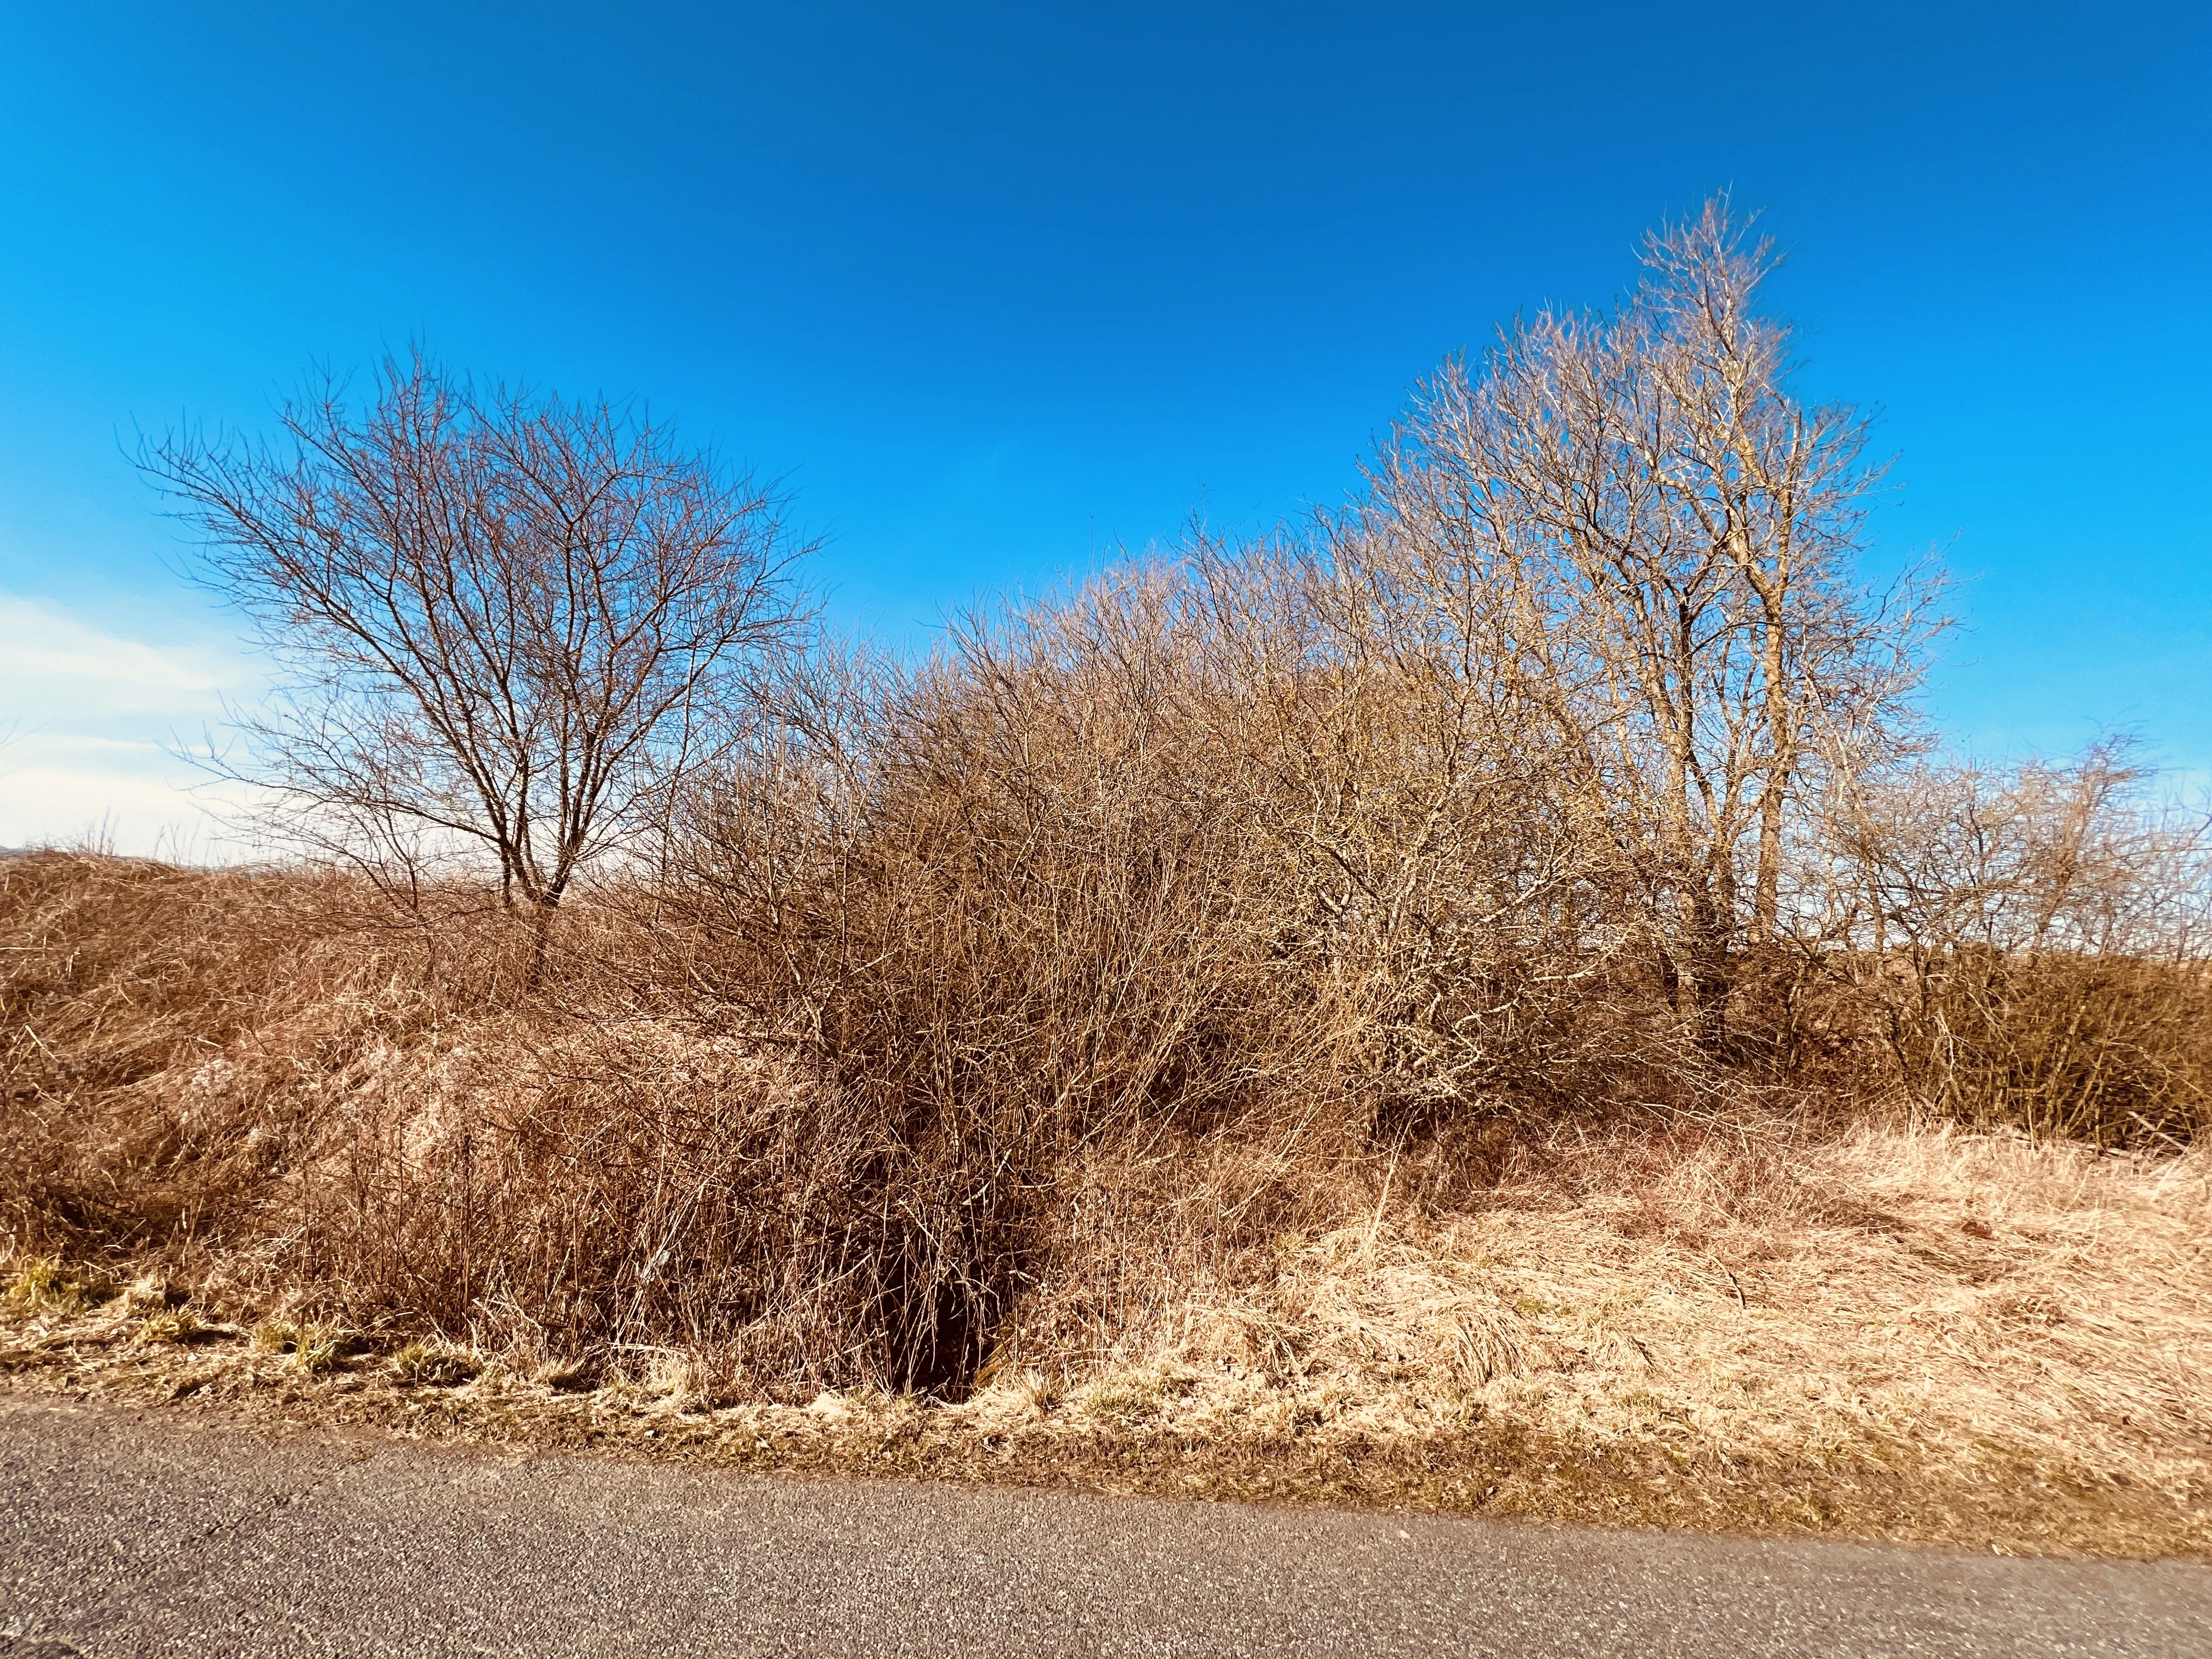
[1045,1122,2211,1509]
[0,849,523,1254]
[4,832,2209,1556]
[4,1119,2205,1555]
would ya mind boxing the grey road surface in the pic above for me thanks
[2,1395,2208,1658]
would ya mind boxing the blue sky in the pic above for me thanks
[2,2,2207,851]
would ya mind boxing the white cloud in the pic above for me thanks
[0,595,240,723]
[0,761,253,861]
[0,595,261,857]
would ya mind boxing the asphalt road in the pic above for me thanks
[3,1395,2208,1658]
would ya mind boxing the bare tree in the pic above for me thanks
[144,352,813,971]
[1352,199,1939,1039]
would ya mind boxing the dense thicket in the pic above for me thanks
[5,202,2206,1396]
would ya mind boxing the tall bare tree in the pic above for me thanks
[145,352,813,968]
[1351,199,1938,1037]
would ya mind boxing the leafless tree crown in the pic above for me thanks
[1347,201,1943,1019]
[144,352,814,922]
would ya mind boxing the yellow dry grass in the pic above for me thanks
[5,1119,2206,1554]
[989,1124,2210,1504]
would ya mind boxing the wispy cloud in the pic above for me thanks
[0,595,239,723]
[0,595,258,857]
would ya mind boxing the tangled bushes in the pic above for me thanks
[1834,747,2212,1144]
[6,202,2208,1398]
[4,629,2201,1399]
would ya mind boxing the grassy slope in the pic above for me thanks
[5,851,2208,1556]
[7,1119,2207,1559]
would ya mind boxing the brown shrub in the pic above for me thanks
[0,853,1066,1396]
[1829,746,2212,1146]
[3,577,2207,1405]
[1872,949,2212,1146]
[279,1017,1011,1396]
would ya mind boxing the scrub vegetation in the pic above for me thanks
[4,201,2208,1554]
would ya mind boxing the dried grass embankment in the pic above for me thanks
[3,849,2209,1556]
[6,1121,2206,1557]
[0,858,2203,1557]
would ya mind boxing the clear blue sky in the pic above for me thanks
[2,2,2207,849]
